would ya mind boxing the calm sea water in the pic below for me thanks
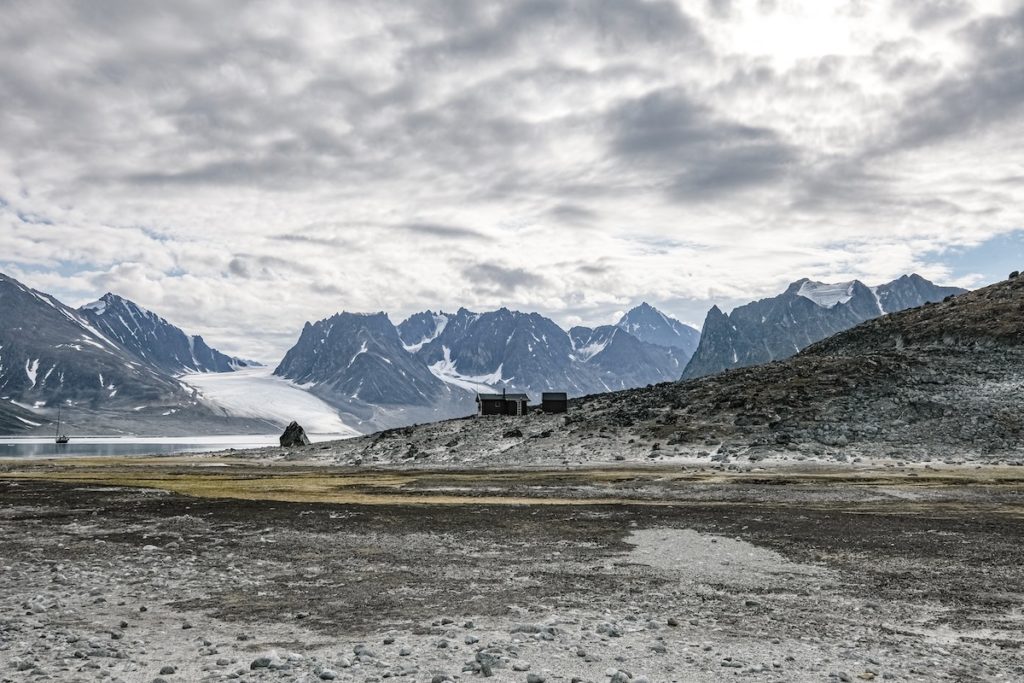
[0,435,339,459]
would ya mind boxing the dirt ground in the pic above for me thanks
[1,460,1022,682]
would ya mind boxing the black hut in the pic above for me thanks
[541,392,568,414]
[476,390,529,416]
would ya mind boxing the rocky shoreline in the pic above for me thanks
[1,461,1022,682]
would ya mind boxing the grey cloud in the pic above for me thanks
[409,0,706,65]
[549,203,597,224]
[271,234,361,249]
[606,88,799,200]
[227,257,251,278]
[227,254,311,280]
[400,223,487,240]
[891,0,971,29]
[576,263,611,275]
[462,262,545,292]
[706,0,733,19]
[874,8,1024,154]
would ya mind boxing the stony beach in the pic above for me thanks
[1,457,1022,682]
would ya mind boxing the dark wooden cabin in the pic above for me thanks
[541,392,568,414]
[476,391,529,416]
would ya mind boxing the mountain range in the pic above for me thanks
[316,273,1023,466]
[0,269,969,437]
[682,274,965,379]
[273,304,698,431]
[0,274,262,435]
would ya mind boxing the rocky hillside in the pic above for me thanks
[682,274,965,379]
[298,275,1021,466]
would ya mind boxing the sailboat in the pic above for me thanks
[55,405,70,444]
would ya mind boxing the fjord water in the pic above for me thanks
[0,434,344,459]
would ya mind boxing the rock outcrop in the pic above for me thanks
[280,421,311,447]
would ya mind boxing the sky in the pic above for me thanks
[1,0,1023,361]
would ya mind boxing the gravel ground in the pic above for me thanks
[1,465,1022,683]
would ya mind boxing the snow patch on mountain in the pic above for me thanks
[869,286,886,314]
[428,346,502,394]
[796,280,857,308]
[80,298,107,314]
[402,314,449,353]
[24,359,39,388]
[572,336,610,362]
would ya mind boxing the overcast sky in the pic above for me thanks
[2,0,1023,361]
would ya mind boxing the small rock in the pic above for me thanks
[159,666,176,675]
[280,421,311,447]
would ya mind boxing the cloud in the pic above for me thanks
[400,223,487,240]
[891,0,971,29]
[864,7,1023,157]
[606,87,799,200]
[0,0,1022,360]
[462,262,546,293]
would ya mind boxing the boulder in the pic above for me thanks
[280,421,311,447]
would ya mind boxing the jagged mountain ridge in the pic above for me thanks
[0,273,264,435]
[682,273,965,379]
[79,293,248,375]
[276,312,448,406]
[616,302,701,355]
[0,274,194,430]
[569,325,687,391]
[274,304,697,420]
[272,312,475,431]
[416,307,599,396]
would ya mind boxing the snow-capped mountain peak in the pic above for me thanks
[615,302,701,356]
[77,293,247,375]
[793,279,859,308]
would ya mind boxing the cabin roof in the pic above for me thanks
[477,393,529,401]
